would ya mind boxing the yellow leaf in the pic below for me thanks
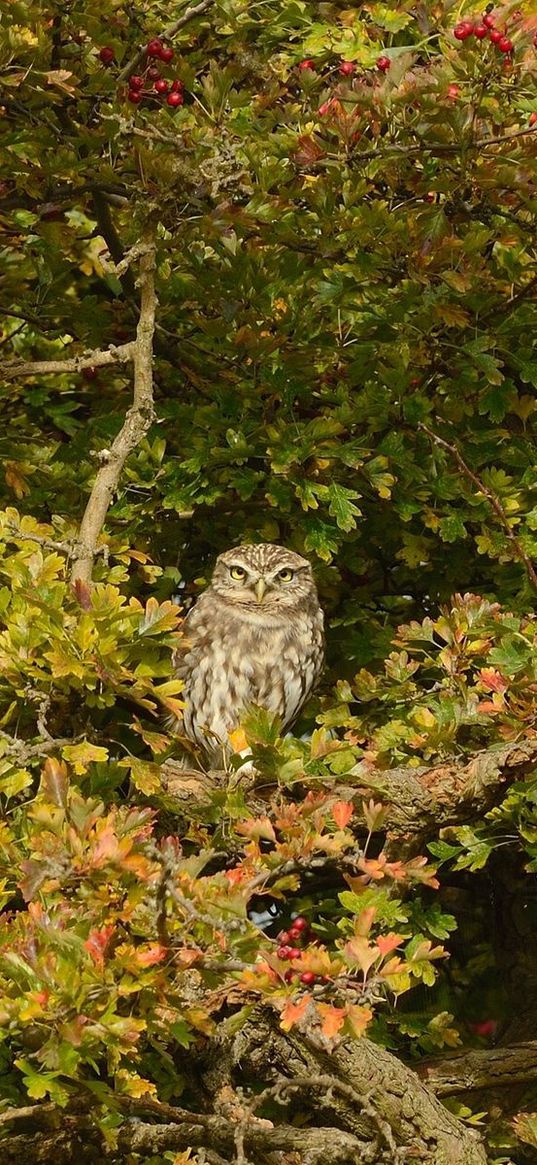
[62,741,109,774]
[228,727,248,752]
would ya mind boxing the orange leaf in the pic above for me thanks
[376,933,404,957]
[332,800,353,829]
[346,1004,373,1037]
[135,943,168,967]
[317,1003,346,1040]
[280,993,311,1032]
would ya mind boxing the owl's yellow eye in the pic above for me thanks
[278,568,294,582]
[230,565,246,580]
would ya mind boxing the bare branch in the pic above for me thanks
[70,228,157,587]
[420,423,537,590]
[1,342,135,381]
[118,0,216,84]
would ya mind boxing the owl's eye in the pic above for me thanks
[230,565,246,581]
[278,568,294,582]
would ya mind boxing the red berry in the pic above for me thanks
[498,37,513,53]
[166,91,184,107]
[447,84,460,99]
[128,90,142,104]
[291,916,309,932]
[99,46,115,65]
[529,113,537,126]
[147,38,163,57]
[298,59,315,70]
[160,47,174,63]
[129,75,144,90]
[376,55,391,72]
[284,969,295,982]
[483,13,495,28]
[454,21,474,40]
[339,61,355,76]
[170,79,184,92]
[147,66,161,80]
[474,25,488,39]
[489,28,503,43]
[300,971,316,986]
[277,945,291,960]
[82,366,98,381]
[288,948,301,960]
[277,930,291,944]
[154,79,169,94]
[321,975,331,984]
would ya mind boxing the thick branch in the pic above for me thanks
[418,1040,537,1098]
[344,738,537,852]
[229,1013,487,1165]
[118,0,216,84]
[2,343,134,381]
[70,229,157,587]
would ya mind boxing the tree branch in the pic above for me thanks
[1,343,135,381]
[117,0,216,84]
[70,227,157,587]
[419,423,537,591]
[418,1040,537,1098]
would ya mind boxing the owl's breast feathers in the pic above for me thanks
[173,591,324,753]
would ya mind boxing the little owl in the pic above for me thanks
[172,543,324,764]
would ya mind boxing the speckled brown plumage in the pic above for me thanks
[172,544,324,763]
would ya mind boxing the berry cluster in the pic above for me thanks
[453,11,518,53]
[99,39,185,109]
[276,915,328,987]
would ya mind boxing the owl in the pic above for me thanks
[172,543,324,765]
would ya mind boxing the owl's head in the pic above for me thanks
[210,543,317,613]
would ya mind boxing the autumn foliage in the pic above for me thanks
[1,1,537,1162]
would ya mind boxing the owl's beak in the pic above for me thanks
[255,577,267,603]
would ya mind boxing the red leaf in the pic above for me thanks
[84,925,115,966]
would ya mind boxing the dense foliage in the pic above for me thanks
[1,1,537,1162]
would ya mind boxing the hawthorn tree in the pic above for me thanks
[1,1,537,1162]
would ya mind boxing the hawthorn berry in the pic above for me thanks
[529,112,537,126]
[284,969,295,982]
[170,79,184,92]
[339,61,355,76]
[166,91,184,107]
[454,21,474,40]
[147,38,163,57]
[276,945,291,959]
[288,947,301,960]
[447,84,460,99]
[474,25,488,39]
[129,75,144,90]
[128,90,143,104]
[376,55,391,72]
[300,971,317,986]
[277,930,291,944]
[489,28,503,44]
[154,79,169,94]
[147,66,161,81]
[299,59,315,70]
[290,916,309,933]
[483,13,495,28]
[99,46,115,65]
[498,37,513,53]
[160,46,174,63]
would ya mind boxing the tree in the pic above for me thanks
[1,1,537,1161]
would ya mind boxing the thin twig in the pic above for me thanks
[70,228,157,587]
[117,0,216,84]
[419,424,537,590]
